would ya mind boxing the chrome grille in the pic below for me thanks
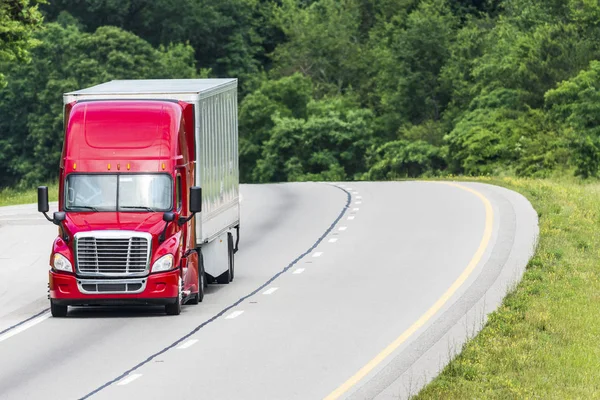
[75,231,151,277]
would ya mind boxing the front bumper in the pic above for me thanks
[49,269,179,306]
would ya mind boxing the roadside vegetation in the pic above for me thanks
[0,183,58,207]
[416,177,600,399]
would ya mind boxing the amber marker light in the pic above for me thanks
[117,163,121,171]
[162,163,166,170]
[127,163,131,171]
[73,163,77,170]
[107,163,111,170]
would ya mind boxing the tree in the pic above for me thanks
[545,61,600,177]
[0,0,45,87]
[254,95,374,182]
[41,0,263,86]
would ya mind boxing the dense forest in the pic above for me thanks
[2,0,600,188]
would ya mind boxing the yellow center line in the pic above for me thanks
[324,181,494,400]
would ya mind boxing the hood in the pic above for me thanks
[64,212,166,236]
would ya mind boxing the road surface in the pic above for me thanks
[0,182,537,399]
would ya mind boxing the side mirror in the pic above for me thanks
[190,186,202,213]
[163,212,175,222]
[159,212,175,243]
[53,212,66,225]
[38,186,49,213]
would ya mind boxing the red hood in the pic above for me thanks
[64,212,166,236]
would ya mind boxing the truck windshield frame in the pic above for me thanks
[64,173,173,212]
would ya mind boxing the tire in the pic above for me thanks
[165,276,182,315]
[228,232,235,282]
[50,300,68,318]
[216,234,234,284]
[189,252,204,304]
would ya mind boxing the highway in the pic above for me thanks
[0,181,538,400]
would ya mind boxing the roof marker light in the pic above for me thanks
[107,163,111,171]
[127,163,130,171]
[73,163,77,170]
[162,163,166,170]
[117,163,121,171]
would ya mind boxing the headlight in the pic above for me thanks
[52,253,73,272]
[152,254,174,273]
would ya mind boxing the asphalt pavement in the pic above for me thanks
[0,182,538,399]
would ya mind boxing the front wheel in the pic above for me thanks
[50,300,68,318]
[189,251,205,304]
[165,276,182,315]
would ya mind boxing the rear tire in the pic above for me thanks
[228,232,235,282]
[165,276,182,315]
[50,300,68,318]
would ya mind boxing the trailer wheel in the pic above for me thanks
[228,232,235,282]
[50,300,68,318]
[189,252,205,304]
[165,276,182,315]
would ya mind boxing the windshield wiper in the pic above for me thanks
[119,206,156,212]
[69,206,98,212]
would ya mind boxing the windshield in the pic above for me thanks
[65,174,172,212]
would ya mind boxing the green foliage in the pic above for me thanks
[0,0,45,88]
[546,60,600,178]
[270,0,366,95]
[368,0,458,136]
[253,96,374,182]
[366,139,445,179]
[41,0,263,86]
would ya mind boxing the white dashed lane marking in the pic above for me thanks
[328,238,338,243]
[177,339,198,350]
[293,268,305,274]
[263,287,278,295]
[117,374,142,386]
[339,227,347,231]
[225,311,244,320]
[312,252,323,258]
[0,312,50,344]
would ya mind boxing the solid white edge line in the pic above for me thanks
[312,252,323,258]
[225,310,244,319]
[0,312,50,344]
[293,268,305,274]
[117,374,143,386]
[177,339,199,350]
[263,287,279,295]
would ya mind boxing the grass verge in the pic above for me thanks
[0,183,59,207]
[415,177,600,399]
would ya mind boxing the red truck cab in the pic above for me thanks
[38,99,203,316]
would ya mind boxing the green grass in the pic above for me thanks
[415,177,600,399]
[0,183,59,207]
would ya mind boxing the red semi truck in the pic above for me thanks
[37,79,240,317]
